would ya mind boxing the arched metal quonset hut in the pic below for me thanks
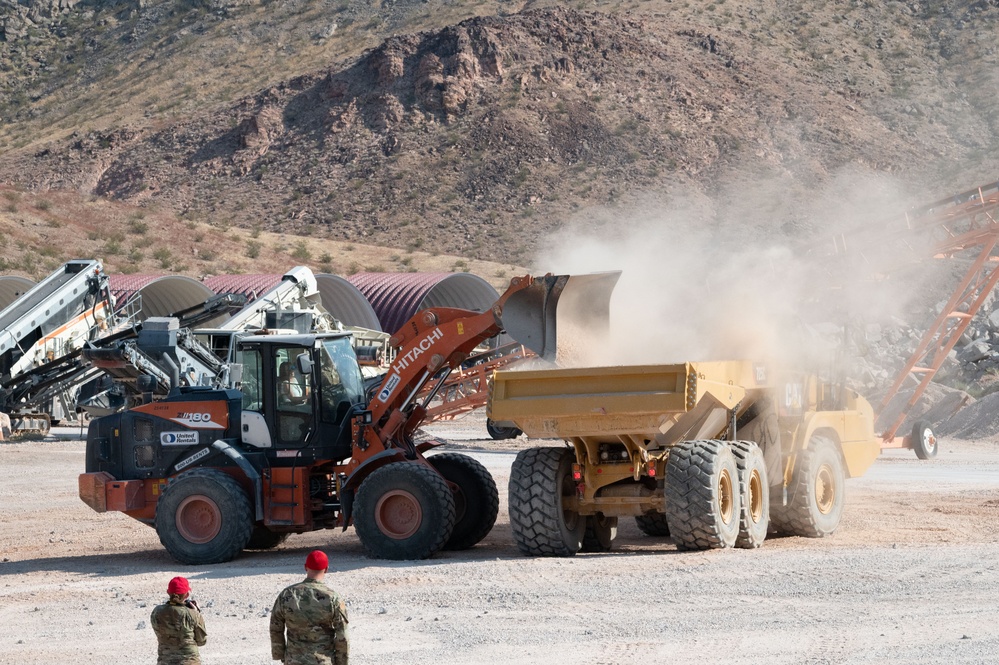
[0,276,34,311]
[348,272,499,336]
[315,274,383,331]
[202,274,283,302]
[109,274,219,324]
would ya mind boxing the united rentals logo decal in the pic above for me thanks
[377,327,444,403]
[161,431,199,446]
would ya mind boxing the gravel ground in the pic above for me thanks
[2,412,998,664]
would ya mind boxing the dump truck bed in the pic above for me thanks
[489,361,760,441]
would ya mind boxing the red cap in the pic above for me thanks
[305,550,329,571]
[167,576,190,596]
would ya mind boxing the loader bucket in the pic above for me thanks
[498,271,620,362]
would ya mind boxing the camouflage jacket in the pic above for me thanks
[150,598,207,665]
[270,578,349,665]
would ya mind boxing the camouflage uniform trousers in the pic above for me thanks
[270,578,349,665]
[150,598,207,665]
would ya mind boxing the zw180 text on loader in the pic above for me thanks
[79,273,616,564]
[488,360,886,555]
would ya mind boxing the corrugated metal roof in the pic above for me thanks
[315,274,382,331]
[0,276,34,311]
[203,274,283,301]
[109,274,216,321]
[348,272,498,335]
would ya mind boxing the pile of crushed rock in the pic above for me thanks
[842,295,999,441]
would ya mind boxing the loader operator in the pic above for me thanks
[150,576,208,665]
[278,361,309,407]
[270,550,349,665]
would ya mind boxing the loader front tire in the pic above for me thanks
[509,447,585,556]
[635,513,671,537]
[156,468,254,565]
[730,440,769,549]
[428,452,499,550]
[665,440,741,550]
[911,420,938,460]
[770,436,845,538]
[354,462,456,560]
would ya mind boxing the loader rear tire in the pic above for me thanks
[245,527,289,550]
[509,447,585,557]
[911,420,938,460]
[486,419,522,440]
[730,440,769,549]
[354,462,456,560]
[635,513,671,537]
[665,440,741,551]
[581,515,618,552]
[428,452,499,550]
[770,436,845,538]
[156,469,254,565]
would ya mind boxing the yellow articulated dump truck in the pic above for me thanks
[488,361,882,556]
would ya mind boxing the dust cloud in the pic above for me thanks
[534,171,941,370]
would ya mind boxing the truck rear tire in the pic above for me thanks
[428,452,499,550]
[509,447,585,556]
[911,420,938,460]
[665,440,741,550]
[635,513,671,537]
[156,468,254,565]
[354,462,456,560]
[582,515,618,552]
[730,441,769,549]
[770,436,845,538]
[245,527,289,550]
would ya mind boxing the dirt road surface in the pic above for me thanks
[2,414,998,664]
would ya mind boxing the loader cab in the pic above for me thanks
[237,333,365,460]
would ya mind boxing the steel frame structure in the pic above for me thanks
[825,181,999,447]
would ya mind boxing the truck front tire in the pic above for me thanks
[156,468,254,565]
[635,513,671,537]
[582,515,618,552]
[509,447,585,556]
[486,419,522,440]
[354,462,456,560]
[770,436,845,538]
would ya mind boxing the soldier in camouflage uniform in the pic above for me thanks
[150,576,208,665]
[270,550,349,665]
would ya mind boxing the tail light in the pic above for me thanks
[572,463,582,481]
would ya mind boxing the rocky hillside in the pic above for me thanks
[2,1,998,266]
[5,0,999,415]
